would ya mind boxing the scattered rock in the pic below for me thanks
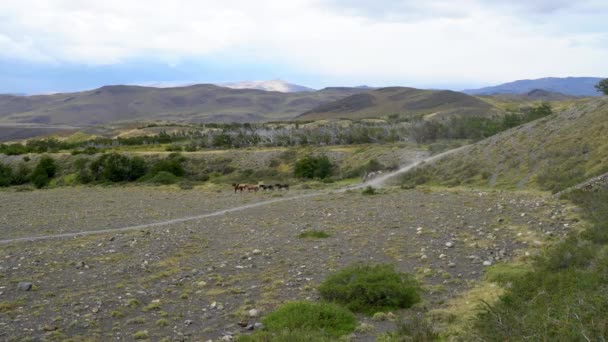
[18,282,32,291]
[254,322,264,330]
[221,335,233,341]
[184,320,193,325]
[248,309,259,318]
[448,262,456,268]
[445,241,454,248]
[483,261,492,266]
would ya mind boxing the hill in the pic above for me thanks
[400,97,608,192]
[218,79,315,92]
[464,77,604,97]
[0,84,363,126]
[297,87,498,120]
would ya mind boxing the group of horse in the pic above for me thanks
[232,183,290,193]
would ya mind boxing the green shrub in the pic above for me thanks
[294,155,332,179]
[31,172,50,189]
[151,153,185,177]
[261,301,356,337]
[0,162,13,187]
[298,230,331,239]
[30,156,57,188]
[362,186,377,195]
[148,171,180,185]
[237,329,336,342]
[12,163,30,185]
[319,264,420,315]
[90,153,147,182]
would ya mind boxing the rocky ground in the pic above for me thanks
[0,185,578,341]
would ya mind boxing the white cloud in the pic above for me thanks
[0,0,606,85]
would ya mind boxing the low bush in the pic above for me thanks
[31,156,57,188]
[319,264,420,315]
[260,301,356,337]
[362,186,377,195]
[147,171,180,185]
[298,230,331,239]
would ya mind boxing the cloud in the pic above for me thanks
[0,0,606,90]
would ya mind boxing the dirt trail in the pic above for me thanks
[0,146,469,245]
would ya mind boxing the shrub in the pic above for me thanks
[298,230,331,239]
[30,156,57,188]
[237,329,336,342]
[148,171,180,185]
[90,153,147,182]
[0,162,13,187]
[12,163,31,185]
[362,186,377,195]
[379,314,439,341]
[294,155,332,179]
[318,264,420,314]
[261,301,356,337]
[151,153,185,177]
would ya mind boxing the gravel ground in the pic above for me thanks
[0,186,578,341]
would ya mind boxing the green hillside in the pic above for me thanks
[297,87,500,120]
[400,97,608,192]
[0,85,364,126]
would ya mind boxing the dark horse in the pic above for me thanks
[259,184,275,190]
[275,183,289,190]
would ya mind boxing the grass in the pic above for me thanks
[237,329,337,342]
[470,189,608,341]
[318,264,420,315]
[132,330,149,340]
[298,230,331,239]
[361,186,377,195]
[484,263,532,285]
[255,301,357,338]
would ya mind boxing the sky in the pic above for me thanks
[1,0,607,94]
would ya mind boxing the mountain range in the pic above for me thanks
[464,77,603,97]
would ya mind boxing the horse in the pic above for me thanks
[275,183,289,190]
[246,184,259,192]
[259,184,274,191]
[232,183,247,193]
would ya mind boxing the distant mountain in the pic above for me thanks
[298,87,498,120]
[482,89,579,102]
[0,84,363,126]
[464,77,604,97]
[219,80,315,93]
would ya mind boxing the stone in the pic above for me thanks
[184,320,193,325]
[252,249,262,255]
[448,262,456,268]
[254,322,264,330]
[439,254,447,259]
[445,241,454,248]
[18,282,32,291]
[483,260,492,266]
[248,309,259,318]
[221,335,233,341]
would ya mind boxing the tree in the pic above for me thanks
[596,79,608,95]
[294,155,333,179]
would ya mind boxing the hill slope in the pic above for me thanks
[401,97,608,192]
[464,77,604,97]
[297,87,498,120]
[0,85,362,126]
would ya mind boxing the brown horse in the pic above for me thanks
[232,183,247,193]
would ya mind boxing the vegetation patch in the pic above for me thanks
[318,264,420,314]
[298,230,331,239]
[471,189,608,341]
[256,301,356,338]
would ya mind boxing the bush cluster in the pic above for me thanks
[294,155,333,179]
[0,157,56,189]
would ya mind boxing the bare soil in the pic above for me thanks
[0,186,576,341]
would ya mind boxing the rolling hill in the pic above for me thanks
[464,77,604,97]
[297,87,499,120]
[400,96,608,192]
[0,84,363,126]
